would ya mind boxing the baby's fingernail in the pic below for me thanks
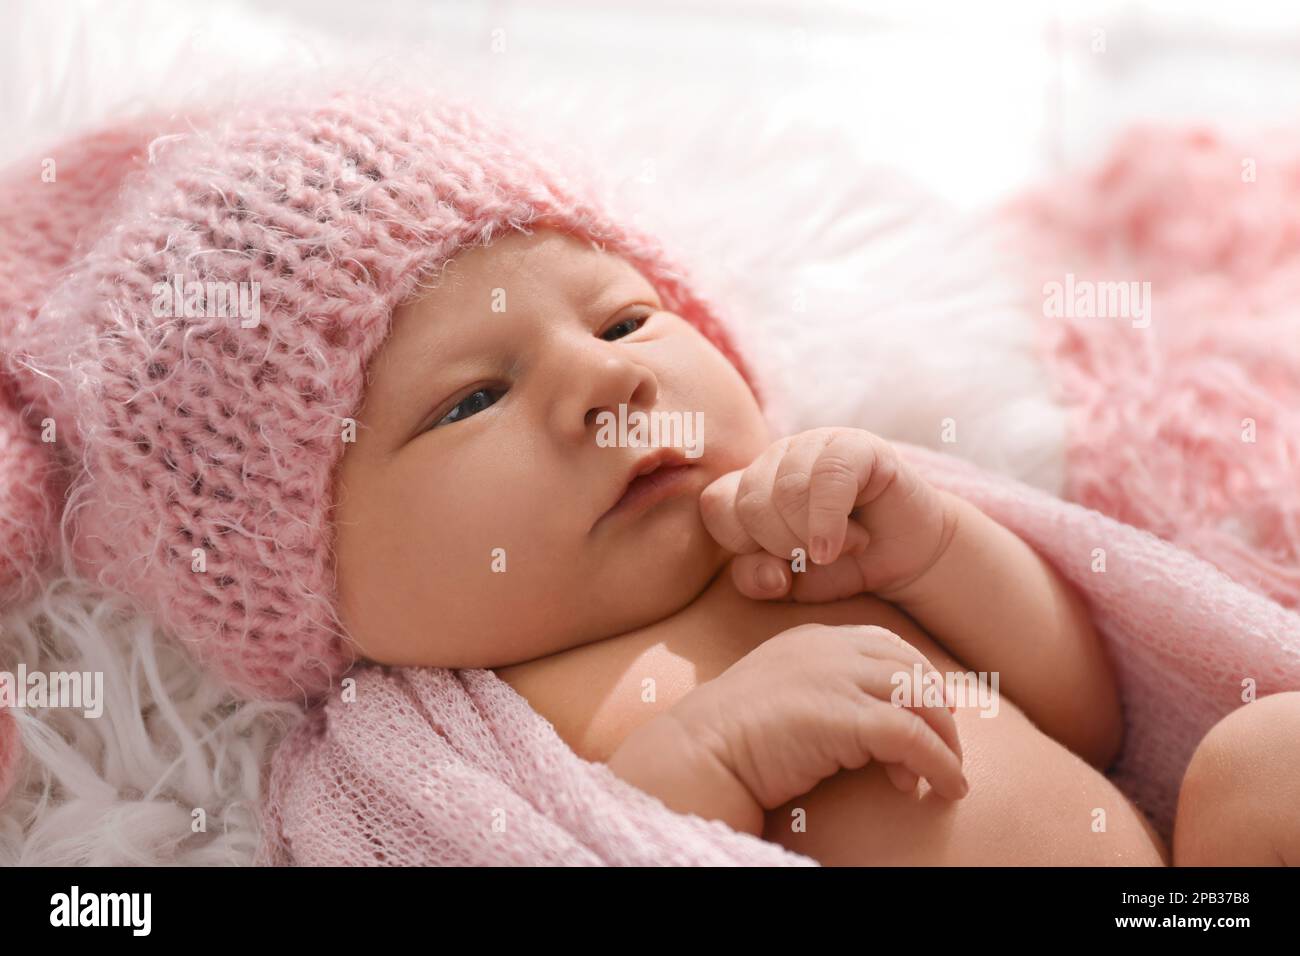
[811,536,829,564]
[757,564,784,591]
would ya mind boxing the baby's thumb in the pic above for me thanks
[730,551,794,600]
[728,548,863,603]
[729,522,870,602]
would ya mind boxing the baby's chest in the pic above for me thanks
[493,578,961,765]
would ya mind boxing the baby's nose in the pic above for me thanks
[553,348,659,442]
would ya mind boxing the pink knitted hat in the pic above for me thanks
[0,123,148,801]
[0,89,759,711]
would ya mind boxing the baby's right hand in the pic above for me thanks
[669,623,969,821]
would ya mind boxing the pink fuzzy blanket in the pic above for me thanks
[256,440,1300,866]
[1009,126,1300,613]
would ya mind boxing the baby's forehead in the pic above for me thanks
[381,227,660,369]
[413,227,658,313]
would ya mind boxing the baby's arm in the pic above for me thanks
[700,427,1122,770]
[606,709,766,836]
[877,489,1123,770]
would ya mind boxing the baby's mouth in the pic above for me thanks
[594,450,698,529]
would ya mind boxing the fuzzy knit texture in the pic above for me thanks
[1009,126,1300,613]
[0,125,172,609]
[0,89,761,810]
[0,377,59,796]
[257,440,1300,865]
[0,124,150,811]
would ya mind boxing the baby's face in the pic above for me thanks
[334,227,770,669]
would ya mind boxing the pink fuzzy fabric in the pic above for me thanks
[0,123,161,806]
[258,441,1300,865]
[0,383,58,609]
[0,382,57,806]
[0,123,155,609]
[1009,126,1300,611]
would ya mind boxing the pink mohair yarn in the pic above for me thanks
[0,125,142,607]
[0,123,137,805]
[0,380,55,803]
[1009,126,1300,611]
[0,381,59,608]
[0,88,760,713]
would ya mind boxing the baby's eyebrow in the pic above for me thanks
[579,277,654,322]
[390,270,655,395]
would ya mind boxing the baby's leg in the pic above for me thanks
[1172,691,1300,866]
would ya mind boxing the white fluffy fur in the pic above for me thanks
[0,582,298,865]
[0,0,1063,865]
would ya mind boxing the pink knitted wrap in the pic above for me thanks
[0,90,757,708]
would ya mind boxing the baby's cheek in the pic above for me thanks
[414,469,565,588]
[676,334,768,465]
[700,389,770,475]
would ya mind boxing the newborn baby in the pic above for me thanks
[13,92,1295,866]
[330,226,1300,866]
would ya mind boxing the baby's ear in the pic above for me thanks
[0,378,61,807]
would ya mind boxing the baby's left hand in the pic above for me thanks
[699,427,955,603]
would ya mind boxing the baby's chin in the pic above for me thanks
[580,516,728,632]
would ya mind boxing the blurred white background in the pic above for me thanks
[6,0,1300,208]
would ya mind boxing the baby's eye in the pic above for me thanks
[600,311,652,342]
[435,387,503,428]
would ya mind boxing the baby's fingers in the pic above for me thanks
[885,763,919,795]
[848,661,966,800]
[730,552,792,599]
[729,526,870,602]
[699,470,760,554]
[855,654,964,765]
[867,702,969,801]
[807,432,884,565]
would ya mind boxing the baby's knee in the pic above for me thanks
[1173,692,1300,866]
[1197,691,1300,768]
